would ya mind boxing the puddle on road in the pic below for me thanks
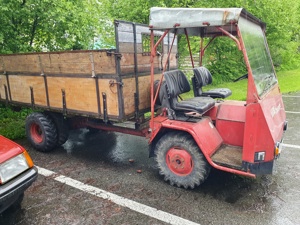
[62,129,149,167]
[193,169,282,214]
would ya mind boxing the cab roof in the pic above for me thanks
[149,7,265,37]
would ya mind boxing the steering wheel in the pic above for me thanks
[233,73,248,82]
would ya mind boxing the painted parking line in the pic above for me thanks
[285,111,300,114]
[282,143,300,149]
[36,166,200,225]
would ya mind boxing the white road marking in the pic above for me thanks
[282,143,300,149]
[285,111,300,114]
[36,166,200,225]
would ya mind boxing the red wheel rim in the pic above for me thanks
[30,123,43,144]
[166,147,193,176]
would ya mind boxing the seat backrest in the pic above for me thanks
[193,67,213,87]
[164,70,190,98]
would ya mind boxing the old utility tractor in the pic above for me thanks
[0,8,287,188]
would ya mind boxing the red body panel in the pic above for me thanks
[0,135,24,163]
[243,85,286,163]
[215,101,246,146]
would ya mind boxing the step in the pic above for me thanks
[211,145,243,169]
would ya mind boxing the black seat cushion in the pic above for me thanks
[173,97,216,114]
[164,70,215,114]
[193,67,232,99]
[201,88,232,98]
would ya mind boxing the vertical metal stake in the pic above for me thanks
[4,85,8,106]
[62,89,67,116]
[102,92,108,123]
[30,86,35,109]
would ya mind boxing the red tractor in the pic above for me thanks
[0,8,287,189]
[148,8,287,188]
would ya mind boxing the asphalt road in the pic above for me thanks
[0,93,299,225]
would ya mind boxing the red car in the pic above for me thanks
[0,135,38,213]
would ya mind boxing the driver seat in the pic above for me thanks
[192,67,232,99]
[162,70,215,117]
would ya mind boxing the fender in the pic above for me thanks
[150,116,223,160]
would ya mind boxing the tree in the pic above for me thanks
[0,0,108,53]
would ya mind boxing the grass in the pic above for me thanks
[277,69,300,94]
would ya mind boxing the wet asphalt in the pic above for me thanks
[0,93,299,225]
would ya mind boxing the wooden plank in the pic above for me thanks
[47,77,98,113]
[0,75,8,100]
[119,53,177,74]
[3,55,41,73]
[1,51,116,76]
[40,51,116,75]
[46,76,120,117]
[8,75,46,105]
[98,79,119,116]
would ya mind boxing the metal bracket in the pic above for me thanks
[106,51,122,59]
[109,80,123,87]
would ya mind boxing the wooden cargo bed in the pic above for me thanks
[0,20,177,123]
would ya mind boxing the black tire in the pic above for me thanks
[45,112,69,146]
[25,112,57,152]
[154,131,210,189]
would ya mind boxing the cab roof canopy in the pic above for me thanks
[149,7,266,37]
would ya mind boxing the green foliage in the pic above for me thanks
[0,0,110,53]
[0,104,32,139]
[102,0,300,76]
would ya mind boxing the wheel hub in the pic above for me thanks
[166,148,193,176]
[30,123,43,143]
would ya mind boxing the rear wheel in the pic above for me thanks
[154,131,210,189]
[25,112,57,152]
[46,112,69,146]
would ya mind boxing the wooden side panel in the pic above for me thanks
[0,75,8,100]
[39,51,116,75]
[9,75,46,105]
[47,77,98,113]
[2,55,41,73]
[1,50,116,76]
[123,73,161,115]
[98,79,119,116]
[45,77,119,116]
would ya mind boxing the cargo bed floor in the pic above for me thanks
[211,145,243,169]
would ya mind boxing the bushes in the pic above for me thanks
[0,104,32,139]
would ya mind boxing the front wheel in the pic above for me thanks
[154,131,210,189]
[25,112,57,152]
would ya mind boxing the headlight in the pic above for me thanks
[0,153,31,184]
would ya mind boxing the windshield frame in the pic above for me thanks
[238,16,278,100]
